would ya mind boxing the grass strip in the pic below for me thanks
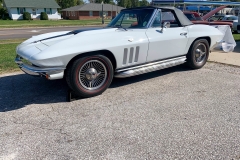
[0,39,27,44]
[0,43,20,74]
[233,34,240,41]
[0,20,110,28]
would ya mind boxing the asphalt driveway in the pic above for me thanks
[0,63,240,159]
[0,26,101,40]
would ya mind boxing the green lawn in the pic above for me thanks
[0,43,19,74]
[0,38,27,44]
[233,34,240,41]
[0,19,110,28]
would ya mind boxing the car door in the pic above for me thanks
[146,10,189,62]
[107,9,153,68]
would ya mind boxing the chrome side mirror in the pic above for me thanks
[161,22,170,32]
[163,22,170,28]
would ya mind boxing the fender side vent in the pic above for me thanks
[123,46,140,65]
[129,47,134,63]
[123,48,128,64]
[134,46,139,62]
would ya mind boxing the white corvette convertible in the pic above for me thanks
[15,6,223,98]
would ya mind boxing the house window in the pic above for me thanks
[72,11,75,16]
[99,11,108,17]
[89,11,93,17]
[44,8,52,15]
[32,8,36,15]
[17,8,25,14]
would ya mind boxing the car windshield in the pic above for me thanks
[107,9,154,29]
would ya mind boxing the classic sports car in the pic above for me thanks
[15,6,223,98]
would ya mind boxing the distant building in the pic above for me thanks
[62,3,125,20]
[3,0,61,20]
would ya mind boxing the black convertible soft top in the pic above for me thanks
[122,6,193,27]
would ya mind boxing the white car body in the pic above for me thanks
[15,6,224,98]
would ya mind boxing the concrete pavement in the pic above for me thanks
[209,41,240,66]
[1,63,240,159]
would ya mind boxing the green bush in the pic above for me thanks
[23,12,31,20]
[40,12,48,20]
[2,15,11,20]
[0,8,10,20]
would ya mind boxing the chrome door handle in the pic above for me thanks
[180,32,187,36]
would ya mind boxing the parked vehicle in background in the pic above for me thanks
[184,11,233,28]
[184,11,203,21]
[184,6,234,29]
[15,6,223,98]
[238,12,240,33]
[207,15,238,33]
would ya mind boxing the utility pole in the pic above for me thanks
[101,1,104,24]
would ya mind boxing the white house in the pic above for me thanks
[3,0,61,20]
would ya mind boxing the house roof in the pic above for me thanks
[4,0,60,8]
[62,3,125,12]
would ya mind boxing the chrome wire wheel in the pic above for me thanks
[78,60,107,90]
[195,43,207,64]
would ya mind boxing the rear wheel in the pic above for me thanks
[186,39,209,69]
[66,55,113,98]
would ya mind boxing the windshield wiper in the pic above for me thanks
[111,25,127,31]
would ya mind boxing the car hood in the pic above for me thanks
[202,6,227,20]
[16,27,117,60]
[21,27,105,45]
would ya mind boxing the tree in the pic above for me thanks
[95,0,113,4]
[131,0,139,8]
[116,0,142,8]
[55,0,75,9]
[139,0,149,7]
[76,0,85,5]
[117,0,128,8]
[0,7,9,19]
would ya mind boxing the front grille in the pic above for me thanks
[20,57,32,66]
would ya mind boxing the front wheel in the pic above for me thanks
[186,39,209,69]
[66,55,113,98]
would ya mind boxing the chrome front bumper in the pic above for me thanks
[15,56,65,80]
